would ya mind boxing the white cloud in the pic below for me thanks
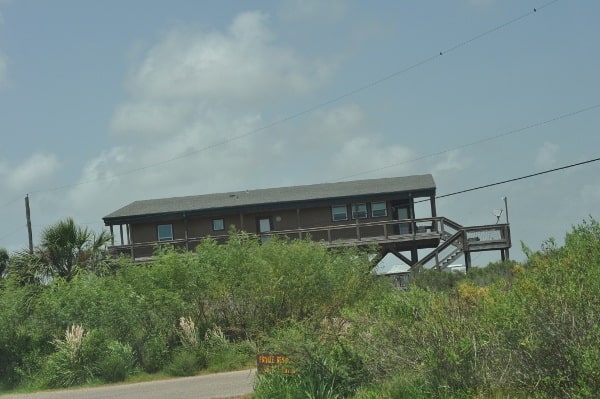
[535,141,559,169]
[302,104,367,146]
[94,10,346,210]
[330,136,416,180]
[2,153,60,192]
[110,101,198,139]
[113,11,332,131]
[431,150,468,175]
[110,10,336,146]
[68,10,472,233]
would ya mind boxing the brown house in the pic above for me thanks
[103,174,511,271]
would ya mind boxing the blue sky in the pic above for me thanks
[1,0,598,265]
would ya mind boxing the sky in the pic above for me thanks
[0,0,599,266]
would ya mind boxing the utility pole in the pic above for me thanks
[25,194,33,254]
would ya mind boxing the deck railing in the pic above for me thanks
[108,217,511,263]
[417,222,511,270]
[109,217,443,259]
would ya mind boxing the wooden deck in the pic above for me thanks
[109,217,511,270]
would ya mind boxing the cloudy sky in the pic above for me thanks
[0,0,598,265]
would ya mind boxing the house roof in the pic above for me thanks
[103,174,435,224]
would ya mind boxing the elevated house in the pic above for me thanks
[102,174,511,271]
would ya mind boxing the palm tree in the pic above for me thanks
[37,218,112,280]
[0,248,8,277]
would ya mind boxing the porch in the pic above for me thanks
[108,217,511,270]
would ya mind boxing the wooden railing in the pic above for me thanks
[109,217,444,259]
[108,217,511,264]
[417,222,511,270]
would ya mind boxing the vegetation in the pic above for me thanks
[255,218,600,399]
[6,217,113,285]
[0,218,598,398]
[0,248,8,277]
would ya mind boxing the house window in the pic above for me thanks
[331,205,348,221]
[351,203,368,219]
[371,201,387,218]
[157,224,173,241]
[213,219,225,231]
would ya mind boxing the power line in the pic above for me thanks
[334,102,600,182]
[28,0,561,195]
[432,156,600,200]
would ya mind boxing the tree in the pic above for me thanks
[0,248,8,277]
[8,218,112,283]
[37,218,112,280]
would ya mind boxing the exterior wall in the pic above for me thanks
[186,214,240,238]
[133,219,187,242]
[120,196,435,257]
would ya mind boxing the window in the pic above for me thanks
[157,224,173,241]
[331,205,348,221]
[213,219,225,231]
[351,203,368,219]
[371,201,387,218]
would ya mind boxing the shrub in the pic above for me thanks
[40,324,94,388]
[96,340,136,383]
[255,320,371,399]
[200,326,255,372]
[139,334,170,373]
[166,348,205,377]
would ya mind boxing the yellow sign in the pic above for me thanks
[257,353,295,375]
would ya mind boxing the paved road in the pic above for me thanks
[0,369,256,399]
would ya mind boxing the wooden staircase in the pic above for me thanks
[414,218,511,271]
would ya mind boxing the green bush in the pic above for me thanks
[340,219,600,398]
[166,348,205,377]
[203,329,256,372]
[96,340,137,383]
[39,325,94,388]
[255,319,372,399]
[139,333,171,373]
[3,219,599,397]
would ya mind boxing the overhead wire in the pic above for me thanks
[25,0,562,195]
[333,103,600,182]
[0,0,569,247]
[415,156,600,203]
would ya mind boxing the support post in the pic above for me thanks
[411,248,418,266]
[183,213,189,251]
[129,227,134,259]
[25,195,33,254]
[465,251,472,273]
[109,225,115,246]
[297,208,302,239]
[431,195,437,233]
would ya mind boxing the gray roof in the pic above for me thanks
[103,174,435,223]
